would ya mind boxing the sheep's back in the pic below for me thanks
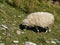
[26,12,54,27]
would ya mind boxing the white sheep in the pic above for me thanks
[21,12,54,32]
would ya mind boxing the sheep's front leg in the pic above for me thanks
[45,27,51,33]
[23,25,27,31]
[35,26,39,33]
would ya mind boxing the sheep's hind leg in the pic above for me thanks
[45,27,51,33]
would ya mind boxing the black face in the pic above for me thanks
[19,24,37,32]
[19,24,48,33]
[19,24,26,30]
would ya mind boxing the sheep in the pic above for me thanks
[20,12,54,33]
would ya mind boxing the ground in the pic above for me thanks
[0,0,60,45]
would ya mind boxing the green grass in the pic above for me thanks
[0,0,60,45]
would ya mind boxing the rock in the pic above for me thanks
[49,29,51,32]
[1,24,8,29]
[0,43,4,45]
[54,39,60,43]
[51,40,56,44]
[18,16,21,18]
[46,40,50,43]
[16,30,21,35]
[21,32,25,34]
[25,41,37,45]
[12,24,15,25]
[13,40,19,44]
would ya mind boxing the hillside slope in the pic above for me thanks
[0,0,60,45]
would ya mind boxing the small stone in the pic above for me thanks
[12,24,15,25]
[0,43,5,45]
[56,40,60,43]
[51,40,56,44]
[54,39,60,43]
[46,40,50,43]
[18,16,21,18]
[21,32,25,34]
[1,24,8,29]
[13,40,19,44]
[16,30,21,35]
[25,41,37,45]
[49,29,51,32]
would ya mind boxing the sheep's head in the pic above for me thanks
[22,19,29,26]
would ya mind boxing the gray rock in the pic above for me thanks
[0,43,4,45]
[51,40,56,44]
[21,32,25,34]
[53,39,60,43]
[13,40,19,44]
[1,24,8,29]
[46,40,50,43]
[25,41,37,45]
[16,30,21,35]
[18,16,21,18]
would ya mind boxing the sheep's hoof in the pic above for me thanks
[37,30,39,33]
[45,29,51,33]
[45,30,48,33]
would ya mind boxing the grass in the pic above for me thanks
[0,0,60,45]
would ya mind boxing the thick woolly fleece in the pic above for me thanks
[22,12,54,28]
